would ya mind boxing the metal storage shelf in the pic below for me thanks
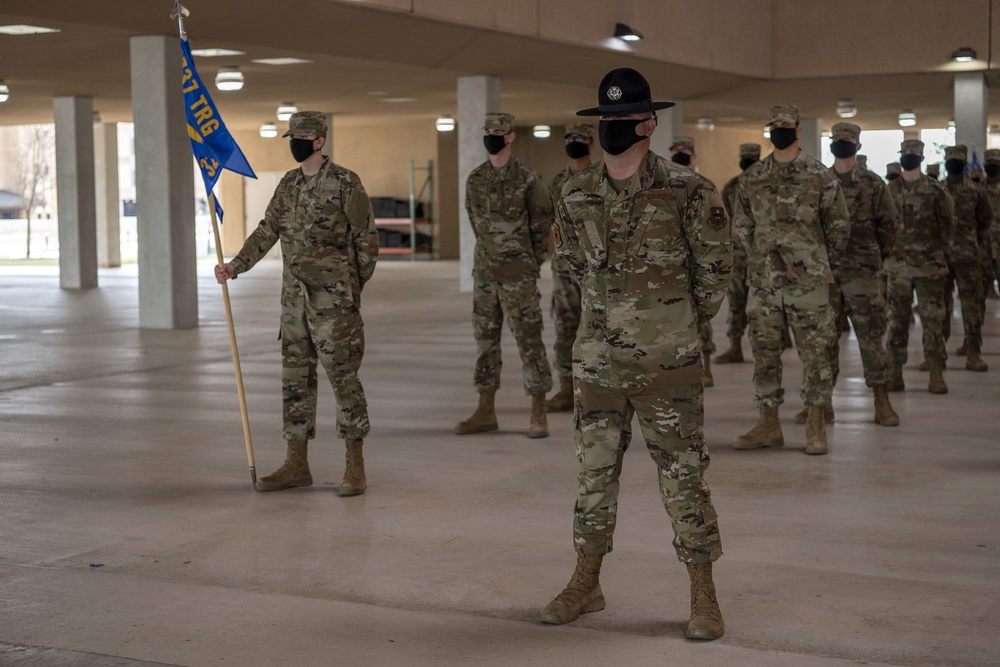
[375,160,433,260]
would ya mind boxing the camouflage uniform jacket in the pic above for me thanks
[549,166,577,273]
[944,178,992,264]
[984,181,1000,260]
[721,174,740,217]
[230,156,378,308]
[466,157,552,282]
[553,150,732,389]
[886,175,954,278]
[733,151,851,289]
[831,165,898,276]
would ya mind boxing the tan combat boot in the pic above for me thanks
[686,562,725,640]
[540,554,605,624]
[733,407,784,450]
[339,439,366,497]
[965,349,988,372]
[545,377,574,412]
[928,363,948,394]
[255,440,312,492]
[714,336,744,364]
[887,363,905,392]
[702,354,714,388]
[528,393,549,439]
[872,385,900,426]
[804,406,829,455]
[794,403,833,424]
[455,391,499,435]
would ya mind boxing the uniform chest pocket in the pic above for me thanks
[576,207,607,270]
[633,201,684,267]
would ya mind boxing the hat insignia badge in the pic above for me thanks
[607,86,623,101]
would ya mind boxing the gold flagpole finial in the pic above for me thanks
[170,0,190,39]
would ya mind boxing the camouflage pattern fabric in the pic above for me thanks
[942,263,983,351]
[827,165,898,386]
[572,380,721,563]
[942,178,992,352]
[885,174,954,364]
[733,151,850,408]
[721,173,749,338]
[985,181,1000,283]
[550,166,583,381]
[230,156,378,442]
[466,157,553,394]
[554,149,730,564]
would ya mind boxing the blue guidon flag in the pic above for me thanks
[179,38,256,221]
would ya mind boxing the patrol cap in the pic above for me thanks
[985,149,1000,164]
[739,143,761,157]
[926,163,941,176]
[899,139,924,155]
[283,111,328,138]
[886,162,902,174]
[945,144,968,162]
[577,67,675,116]
[768,104,800,126]
[564,123,594,139]
[670,136,696,151]
[831,122,860,141]
[483,112,515,133]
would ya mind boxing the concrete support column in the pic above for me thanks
[800,117,822,159]
[955,72,987,164]
[649,102,683,158]
[130,35,198,329]
[94,122,121,268]
[457,75,499,293]
[53,96,98,289]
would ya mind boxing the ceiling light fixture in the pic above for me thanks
[191,48,245,57]
[533,125,552,139]
[614,22,643,42]
[214,67,244,92]
[948,119,956,129]
[898,110,917,127]
[697,117,715,131]
[435,115,455,132]
[252,57,313,66]
[836,99,857,118]
[0,24,60,35]
[276,103,298,122]
[762,126,771,139]
[951,47,976,62]
[259,122,277,138]
[0,80,9,104]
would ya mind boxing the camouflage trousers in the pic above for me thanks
[885,272,948,366]
[747,284,835,408]
[943,262,983,352]
[550,258,582,381]
[280,286,370,443]
[472,272,552,396]
[725,241,749,339]
[572,380,722,564]
[828,273,889,387]
[700,321,716,355]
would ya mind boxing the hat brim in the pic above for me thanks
[282,129,320,138]
[576,100,675,117]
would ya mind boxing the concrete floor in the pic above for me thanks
[1,258,998,667]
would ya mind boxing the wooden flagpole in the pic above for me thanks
[209,193,256,486]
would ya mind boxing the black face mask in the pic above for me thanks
[598,119,647,156]
[945,159,966,176]
[830,140,858,159]
[483,134,507,155]
[565,142,590,159]
[739,157,758,172]
[671,152,692,166]
[986,165,1000,178]
[886,173,901,181]
[769,127,797,150]
[899,154,923,171]
[289,138,317,163]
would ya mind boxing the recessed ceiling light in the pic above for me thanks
[533,125,552,138]
[252,57,313,66]
[381,97,418,103]
[0,24,60,35]
[191,48,246,57]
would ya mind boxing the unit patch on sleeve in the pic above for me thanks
[552,222,563,248]
[709,207,727,231]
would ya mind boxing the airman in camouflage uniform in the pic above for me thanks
[983,149,1000,289]
[857,154,868,170]
[940,144,992,371]
[456,112,554,438]
[540,68,729,642]
[885,139,953,394]
[216,111,378,496]
[732,104,850,456]
[546,124,595,412]
[815,122,899,426]
[926,163,941,181]
[886,162,902,182]
[715,143,761,365]
[670,135,718,387]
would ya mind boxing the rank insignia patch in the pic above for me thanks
[552,223,563,248]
